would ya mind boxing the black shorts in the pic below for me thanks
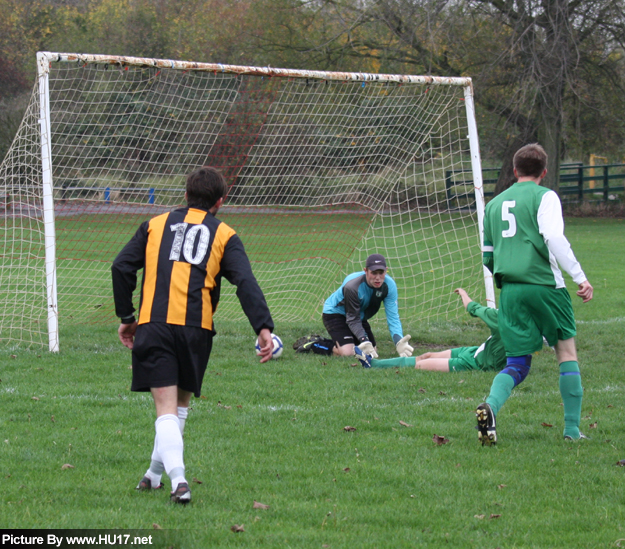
[131,322,213,398]
[322,313,376,349]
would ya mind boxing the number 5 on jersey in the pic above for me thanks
[501,200,516,238]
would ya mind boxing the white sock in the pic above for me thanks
[155,414,186,491]
[177,406,189,435]
[144,436,164,486]
[145,409,188,487]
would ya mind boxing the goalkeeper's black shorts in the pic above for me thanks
[322,313,376,349]
[131,322,213,397]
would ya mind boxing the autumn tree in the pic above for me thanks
[252,0,625,191]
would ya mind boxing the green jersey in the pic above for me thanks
[483,181,586,289]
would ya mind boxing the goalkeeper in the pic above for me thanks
[355,288,505,372]
[294,254,413,359]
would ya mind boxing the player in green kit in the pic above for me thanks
[354,288,505,373]
[477,143,593,445]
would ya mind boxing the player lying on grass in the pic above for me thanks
[477,143,593,446]
[293,254,413,359]
[112,166,274,504]
[354,288,505,372]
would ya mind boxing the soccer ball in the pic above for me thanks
[255,334,284,359]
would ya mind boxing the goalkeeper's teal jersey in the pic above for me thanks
[483,181,584,288]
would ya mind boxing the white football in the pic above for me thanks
[255,333,284,359]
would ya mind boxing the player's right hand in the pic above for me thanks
[357,340,378,358]
[256,328,274,363]
[118,321,137,349]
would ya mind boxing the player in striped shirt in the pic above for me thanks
[112,167,274,502]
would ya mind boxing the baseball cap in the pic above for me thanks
[365,254,387,271]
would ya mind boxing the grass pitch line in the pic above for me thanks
[577,316,625,325]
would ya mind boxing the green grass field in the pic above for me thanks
[1,217,624,547]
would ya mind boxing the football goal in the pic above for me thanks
[0,52,493,351]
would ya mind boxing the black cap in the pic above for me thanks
[365,254,387,271]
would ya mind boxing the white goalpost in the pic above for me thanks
[0,52,494,351]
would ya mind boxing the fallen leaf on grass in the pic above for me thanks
[417,387,426,393]
[439,391,446,396]
[490,514,502,519]
[399,421,412,428]
[541,422,553,428]
[616,460,625,467]
[152,524,162,530]
[474,514,485,520]
[31,397,40,401]
[498,484,507,490]
[432,434,449,445]
[253,501,270,510]
[343,426,357,432]
[343,467,350,473]
[589,422,598,429]
[192,478,203,485]
[61,464,74,470]
[230,524,245,533]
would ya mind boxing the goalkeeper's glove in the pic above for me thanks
[396,335,414,357]
[357,340,378,358]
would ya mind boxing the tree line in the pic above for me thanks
[2,0,625,192]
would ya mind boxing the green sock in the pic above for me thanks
[370,357,415,369]
[559,361,583,439]
[485,373,515,417]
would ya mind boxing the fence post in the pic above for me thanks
[149,188,155,204]
[577,167,584,201]
[603,166,609,202]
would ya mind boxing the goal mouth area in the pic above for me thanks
[0,52,489,350]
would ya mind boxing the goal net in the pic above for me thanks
[0,52,491,351]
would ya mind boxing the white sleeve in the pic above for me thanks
[537,191,587,285]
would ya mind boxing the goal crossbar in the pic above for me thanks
[42,52,473,87]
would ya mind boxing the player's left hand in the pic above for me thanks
[396,335,414,357]
[118,321,137,349]
[256,328,274,363]
[577,280,593,303]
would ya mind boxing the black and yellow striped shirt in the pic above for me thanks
[112,207,273,334]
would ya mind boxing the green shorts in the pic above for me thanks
[449,346,480,372]
[499,283,576,356]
